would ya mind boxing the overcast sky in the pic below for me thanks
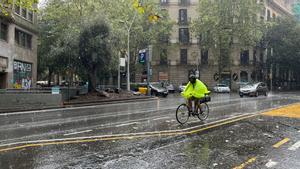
[38,0,47,8]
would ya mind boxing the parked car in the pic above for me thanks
[236,81,250,89]
[213,84,231,93]
[178,83,188,92]
[150,82,168,97]
[239,82,268,97]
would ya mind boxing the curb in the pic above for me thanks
[63,96,157,107]
[0,97,157,113]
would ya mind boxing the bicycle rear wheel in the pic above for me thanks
[197,102,209,121]
[176,103,190,124]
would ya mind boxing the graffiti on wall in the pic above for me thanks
[13,60,32,89]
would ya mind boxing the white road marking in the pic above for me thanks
[288,141,300,151]
[152,117,170,121]
[265,159,278,168]
[115,122,140,127]
[63,130,93,136]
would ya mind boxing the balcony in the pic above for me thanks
[178,0,190,6]
[177,17,191,26]
[160,0,169,6]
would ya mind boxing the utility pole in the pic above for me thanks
[118,52,121,89]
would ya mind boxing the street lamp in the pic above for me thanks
[119,12,137,91]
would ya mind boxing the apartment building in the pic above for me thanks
[0,4,38,89]
[136,0,294,90]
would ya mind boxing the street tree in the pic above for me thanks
[79,21,111,91]
[192,0,267,78]
[265,18,300,89]
[38,0,172,89]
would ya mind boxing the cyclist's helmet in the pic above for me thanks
[189,74,196,84]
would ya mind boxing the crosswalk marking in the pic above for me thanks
[288,141,300,151]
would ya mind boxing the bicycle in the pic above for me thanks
[176,94,211,124]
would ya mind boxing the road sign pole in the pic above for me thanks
[147,46,152,96]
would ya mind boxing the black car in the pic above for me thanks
[150,82,168,97]
[239,82,268,97]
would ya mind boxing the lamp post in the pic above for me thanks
[120,12,137,91]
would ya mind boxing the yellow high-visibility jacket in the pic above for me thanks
[181,79,209,99]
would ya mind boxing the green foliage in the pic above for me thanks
[0,0,38,16]
[38,0,173,85]
[79,21,111,91]
[266,18,300,79]
[192,0,267,72]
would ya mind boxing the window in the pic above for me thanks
[240,71,248,82]
[0,23,8,41]
[160,0,168,4]
[240,50,249,65]
[253,50,257,64]
[15,5,21,14]
[178,9,187,25]
[180,49,187,64]
[260,51,264,63]
[201,50,208,65]
[28,10,33,22]
[22,8,27,18]
[15,29,32,49]
[179,28,189,44]
[160,49,168,65]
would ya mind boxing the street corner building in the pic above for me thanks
[135,0,295,91]
[0,3,38,89]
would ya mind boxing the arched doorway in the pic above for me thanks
[240,71,248,82]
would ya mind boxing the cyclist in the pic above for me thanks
[181,74,209,114]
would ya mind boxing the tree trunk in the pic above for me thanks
[88,69,97,92]
[48,69,53,87]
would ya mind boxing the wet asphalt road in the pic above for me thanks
[0,92,300,169]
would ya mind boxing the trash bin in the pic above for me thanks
[138,87,147,95]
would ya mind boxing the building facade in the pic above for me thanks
[0,4,38,89]
[136,0,294,90]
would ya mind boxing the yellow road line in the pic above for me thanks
[0,114,257,153]
[232,157,257,169]
[1,102,299,154]
[273,138,290,148]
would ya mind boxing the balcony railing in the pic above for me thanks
[160,0,169,6]
[177,17,191,25]
[178,0,190,6]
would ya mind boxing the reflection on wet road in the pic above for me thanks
[0,92,300,168]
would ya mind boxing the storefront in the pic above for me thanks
[13,60,32,89]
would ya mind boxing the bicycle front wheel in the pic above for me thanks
[197,102,209,121]
[176,103,190,124]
